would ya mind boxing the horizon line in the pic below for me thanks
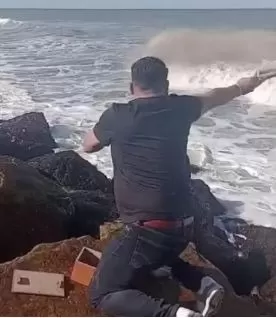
[1,7,276,10]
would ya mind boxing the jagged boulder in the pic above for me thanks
[191,179,226,216]
[261,276,276,303]
[67,190,117,238]
[195,222,273,297]
[0,112,57,160]
[0,156,72,263]
[240,225,276,278]
[0,154,117,262]
[28,151,118,225]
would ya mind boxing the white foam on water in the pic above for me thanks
[0,18,11,25]
[0,77,38,118]
[0,18,21,27]
[145,28,276,106]
[168,65,276,107]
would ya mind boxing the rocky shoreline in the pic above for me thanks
[1,112,276,316]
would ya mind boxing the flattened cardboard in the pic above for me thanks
[12,269,65,297]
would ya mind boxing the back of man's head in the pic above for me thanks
[131,56,169,95]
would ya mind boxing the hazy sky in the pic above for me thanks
[0,0,276,9]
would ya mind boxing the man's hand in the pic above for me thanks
[236,76,261,95]
[238,70,276,94]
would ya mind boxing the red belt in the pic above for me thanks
[140,219,183,230]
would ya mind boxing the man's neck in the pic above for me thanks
[131,91,168,99]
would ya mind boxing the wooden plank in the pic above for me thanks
[12,270,65,297]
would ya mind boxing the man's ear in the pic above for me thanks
[130,82,134,95]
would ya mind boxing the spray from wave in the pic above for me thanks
[143,29,276,106]
[0,18,11,25]
[0,17,21,27]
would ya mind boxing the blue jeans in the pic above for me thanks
[89,222,205,317]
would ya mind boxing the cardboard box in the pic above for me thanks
[70,247,102,286]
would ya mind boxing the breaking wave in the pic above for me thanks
[0,18,21,27]
[144,29,276,106]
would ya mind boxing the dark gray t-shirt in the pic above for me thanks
[94,94,202,223]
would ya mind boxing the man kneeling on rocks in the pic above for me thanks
[83,56,274,317]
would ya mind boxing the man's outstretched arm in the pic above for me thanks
[198,84,241,114]
[197,72,276,114]
[83,106,115,153]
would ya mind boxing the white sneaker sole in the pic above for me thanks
[202,288,224,317]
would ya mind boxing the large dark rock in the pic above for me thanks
[28,150,112,193]
[195,228,269,296]
[0,155,114,263]
[261,276,276,303]
[28,151,118,227]
[190,164,202,174]
[191,179,226,216]
[0,156,72,263]
[240,225,276,278]
[197,224,276,315]
[67,190,117,238]
[0,112,57,160]
[184,179,271,296]
[194,220,274,297]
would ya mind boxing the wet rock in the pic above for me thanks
[195,225,271,297]
[0,154,115,261]
[28,151,118,229]
[28,151,112,193]
[181,244,263,317]
[67,190,117,238]
[188,142,213,173]
[240,225,276,282]
[191,179,226,216]
[261,276,276,303]
[0,112,57,160]
[0,156,72,263]
[186,180,270,296]
[239,226,276,274]
[190,164,202,174]
[218,199,245,217]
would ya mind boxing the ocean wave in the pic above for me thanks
[145,28,276,65]
[168,64,276,106]
[0,77,38,119]
[144,29,276,106]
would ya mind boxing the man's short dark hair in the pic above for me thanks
[131,56,168,93]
